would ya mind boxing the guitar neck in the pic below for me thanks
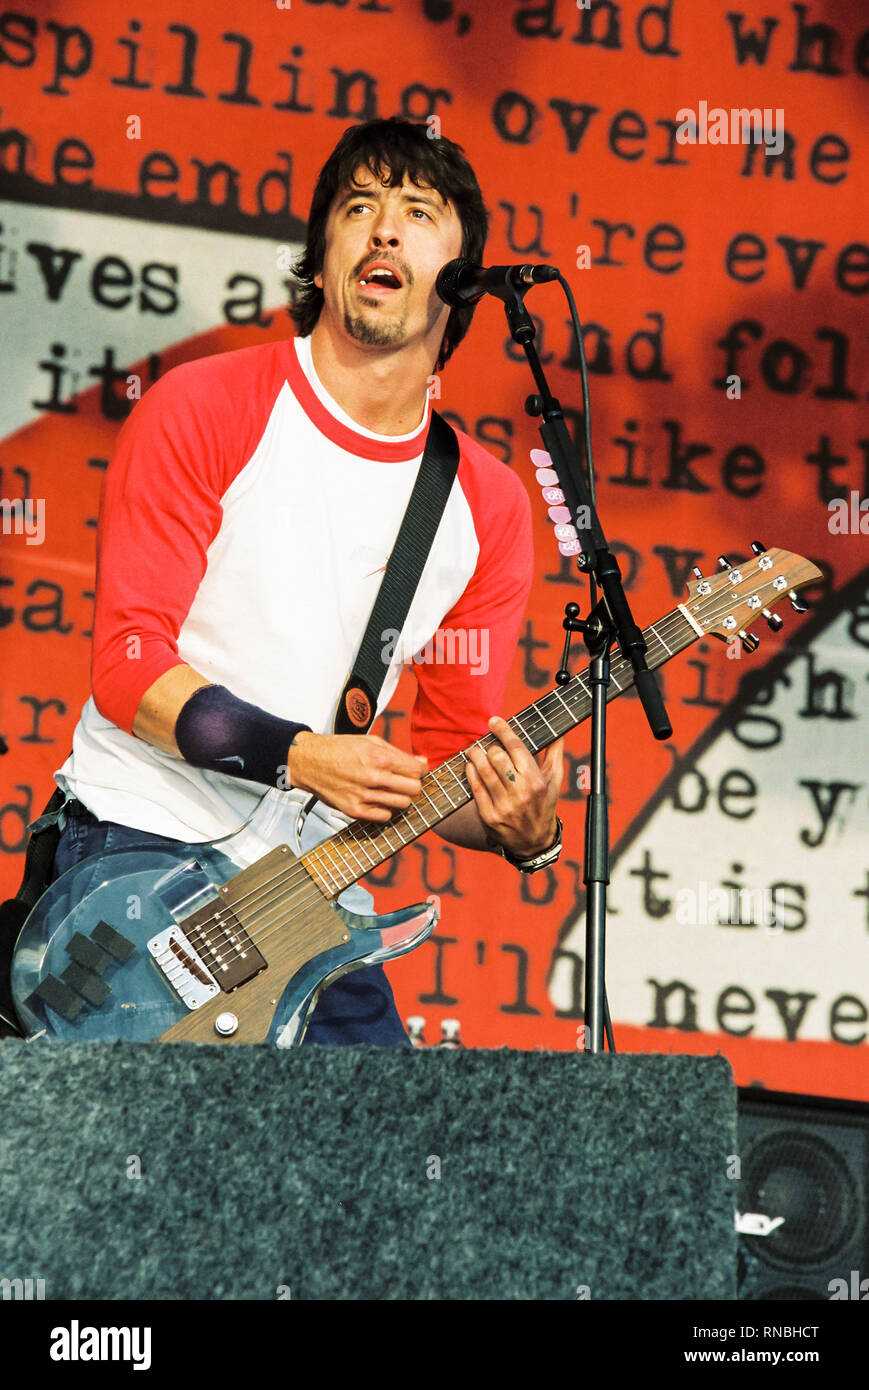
[300,603,699,900]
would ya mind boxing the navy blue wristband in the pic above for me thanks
[174,684,311,789]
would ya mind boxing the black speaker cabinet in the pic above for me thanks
[736,1087,869,1301]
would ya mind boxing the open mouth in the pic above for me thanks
[357,263,404,294]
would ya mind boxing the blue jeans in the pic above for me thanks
[49,806,411,1048]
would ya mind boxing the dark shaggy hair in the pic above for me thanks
[288,118,489,370]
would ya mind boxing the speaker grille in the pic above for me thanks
[737,1090,869,1301]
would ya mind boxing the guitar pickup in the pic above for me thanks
[176,899,267,994]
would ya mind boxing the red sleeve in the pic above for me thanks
[409,431,535,766]
[90,347,280,734]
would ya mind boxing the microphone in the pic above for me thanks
[436,257,558,307]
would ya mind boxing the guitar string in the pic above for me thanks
[183,646,643,966]
[182,575,781,967]
[183,575,787,967]
[184,580,782,971]
[186,603,699,960]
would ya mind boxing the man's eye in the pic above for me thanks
[410,208,432,221]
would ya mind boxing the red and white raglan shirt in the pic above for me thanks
[56,334,535,843]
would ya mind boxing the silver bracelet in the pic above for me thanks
[488,816,563,874]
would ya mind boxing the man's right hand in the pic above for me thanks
[287,732,428,822]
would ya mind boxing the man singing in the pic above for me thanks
[50,117,564,1045]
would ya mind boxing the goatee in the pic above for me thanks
[344,308,407,347]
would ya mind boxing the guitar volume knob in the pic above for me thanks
[215,1012,239,1037]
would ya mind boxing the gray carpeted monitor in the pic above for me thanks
[0,1042,737,1300]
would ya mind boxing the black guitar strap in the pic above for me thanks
[292,408,459,841]
[333,408,460,735]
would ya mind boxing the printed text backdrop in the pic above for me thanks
[1,0,866,1096]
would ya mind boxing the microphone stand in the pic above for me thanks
[493,278,672,1053]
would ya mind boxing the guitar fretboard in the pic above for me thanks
[302,605,697,898]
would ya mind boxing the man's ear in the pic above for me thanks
[314,270,323,289]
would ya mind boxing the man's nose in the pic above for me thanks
[370,209,401,248]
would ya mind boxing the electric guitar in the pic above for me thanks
[11,545,820,1046]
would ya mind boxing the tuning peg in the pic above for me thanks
[789,591,808,613]
[717,555,732,570]
[762,608,783,632]
[750,541,767,555]
[691,565,704,579]
[739,630,760,653]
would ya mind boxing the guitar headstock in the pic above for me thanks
[683,543,822,648]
